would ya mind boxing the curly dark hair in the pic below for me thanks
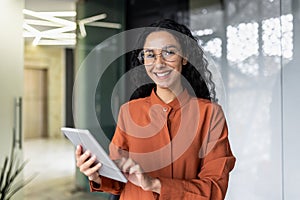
[129,19,217,102]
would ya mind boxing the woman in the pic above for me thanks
[76,19,236,200]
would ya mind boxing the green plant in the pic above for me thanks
[0,134,33,200]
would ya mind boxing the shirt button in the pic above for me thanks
[163,107,168,112]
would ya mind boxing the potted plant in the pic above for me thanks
[0,134,33,200]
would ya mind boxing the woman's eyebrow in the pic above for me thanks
[143,45,179,50]
[164,45,179,49]
[143,48,154,52]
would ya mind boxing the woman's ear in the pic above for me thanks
[182,58,188,65]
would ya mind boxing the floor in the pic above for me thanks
[23,138,109,200]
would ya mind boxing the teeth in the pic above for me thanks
[156,71,171,77]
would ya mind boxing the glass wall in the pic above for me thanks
[73,0,299,198]
[282,0,300,199]
[74,0,125,195]
[189,0,300,199]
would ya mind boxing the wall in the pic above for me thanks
[24,43,65,139]
[0,0,24,199]
[0,0,24,152]
[189,0,300,199]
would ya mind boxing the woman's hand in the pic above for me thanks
[75,145,102,184]
[116,157,161,194]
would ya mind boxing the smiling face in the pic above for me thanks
[143,31,186,93]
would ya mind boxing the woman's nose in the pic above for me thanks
[153,53,165,65]
[153,61,166,70]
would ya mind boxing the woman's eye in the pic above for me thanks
[163,50,176,56]
[144,51,155,58]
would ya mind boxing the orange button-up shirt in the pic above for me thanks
[90,89,236,200]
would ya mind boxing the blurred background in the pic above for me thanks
[0,0,299,199]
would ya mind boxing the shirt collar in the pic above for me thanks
[150,88,191,111]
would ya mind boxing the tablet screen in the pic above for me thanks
[61,127,127,183]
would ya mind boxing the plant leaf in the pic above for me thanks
[5,149,15,189]
[5,173,36,200]
[8,160,29,185]
[0,133,35,200]
[0,157,9,195]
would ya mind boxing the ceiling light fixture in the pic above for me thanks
[23,9,122,46]
[77,13,122,38]
[23,9,76,46]
[23,9,75,27]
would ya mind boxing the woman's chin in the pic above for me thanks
[154,78,181,92]
[156,82,176,91]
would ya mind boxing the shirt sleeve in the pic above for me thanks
[89,176,124,195]
[158,104,236,200]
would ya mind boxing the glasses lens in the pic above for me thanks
[138,50,155,66]
[137,47,180,66]
[161,48,179,62]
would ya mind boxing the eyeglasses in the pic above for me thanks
[137,46,181,66]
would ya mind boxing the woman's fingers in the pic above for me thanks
[79,154,96,172]
[121,158,136,173]
[86,162,102,177]
[129,163,142,175]
[114,157,157,191]
[75,145,88,165]
[75,145,82,160]
[87,163,102,180]
[74,146,102,184]
[80,155,102,177]
[116,157,143,174]
[75,147,102,173]
[114,157,127,169]
[76,150,91,166]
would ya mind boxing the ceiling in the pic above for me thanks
[25,0,76,12]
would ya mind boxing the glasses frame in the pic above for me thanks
[137,45,181,66]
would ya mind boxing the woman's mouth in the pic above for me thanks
[154,71,171,79]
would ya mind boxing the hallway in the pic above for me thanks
[23,138,107,200]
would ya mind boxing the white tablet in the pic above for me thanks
[61,127,127,183]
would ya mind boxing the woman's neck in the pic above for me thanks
[156,85,183,104]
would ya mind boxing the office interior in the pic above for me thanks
[0,0,299,199]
